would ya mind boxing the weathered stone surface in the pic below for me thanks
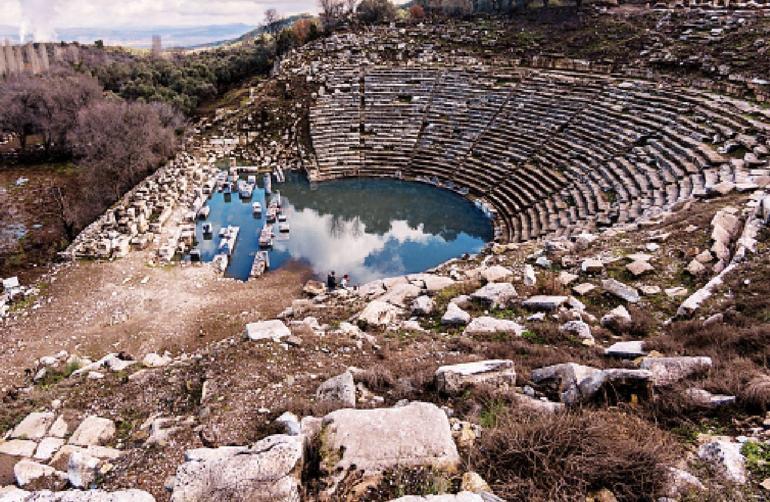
[687,259,707,276]
[0,440,37,458]
[522,295,568,311]
[604,341,646,358]
[559,271,578,286]
[14,459,66,487]
[67,451,100,488]
[321,402,460,475]
[522,265,536,287]
[275,412,301,437]
[411,295,435,316]
[601,279,639,303]
[435,360,516,393]
[33,438,65,462]
[358,301,403,327]
[408,274,456,293]
[530,363,604,406]
[72,354,135,376]
[480,265,512,283]
[171,434,304,502]
[141,353,171,368]
[441,303,470,325]
[469,283,517,308]
[48,416,69,439]
[686,389,736,408]
[666,467,705,498]
[244,320,292,341]
[639,356,712,386]
[575,232,598,250]
[638,285,661,296]
[697,440,746,484]
[600,305,631,328]
[581,258,604,274]
[626,260,654,277]
[1,489,157,501]
[316,371,356,409]
[513,394,564,414]
[462,317,524,337]
[378,283,422,307]
[389,493,483,502]
[68,417,115,447]
[11,413,55,441]
[665,286,688,298]
[572,283,595,296]
[559,320,593,343]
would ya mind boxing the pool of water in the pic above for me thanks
[193,171,493,283]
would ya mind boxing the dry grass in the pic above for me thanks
[469,408,676,501]
[646,319,770,414]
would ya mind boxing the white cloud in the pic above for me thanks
[0,0,318,40]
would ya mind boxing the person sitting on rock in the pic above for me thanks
[340,274,350,289]
[327,271,337,290]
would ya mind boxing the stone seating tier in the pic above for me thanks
[307,65,761,242]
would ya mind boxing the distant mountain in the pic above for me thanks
[0,24,257,48]
[196,14,314,49]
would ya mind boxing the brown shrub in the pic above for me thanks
[470,408,676,501]
[741,372,770,411]
[356,365,396,392]
[534,271,569,296]
[648,321,770,369]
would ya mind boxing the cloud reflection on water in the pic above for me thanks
[274,206,444,284]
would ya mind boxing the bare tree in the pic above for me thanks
[0,70,101,155]
[356,0,397,24]
[262,8,283,36]
[345,0,358,13]
[319,0,345,31]
[70,99,179,203]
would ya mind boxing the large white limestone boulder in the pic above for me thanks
[10,412,55,441]
[697,440,746,484]
[639,356,712,386]
[604,340,647,358]
[480,265,512,283]
[522,295,568,311]
[408,273,456,293]
[320,402,460,477]
[470,283,517,308]
[244,319,292,341]
[601,279,639,303]
[358,300,403,328]
[435,360,516,393]
[170,434,304,502]
[462,317,524,337]
[14,459,66,487]
[441,303,470,325]
[411,295,435,316]
[377,283,422,307]
[316,371,356,408]
[68,416,115,447]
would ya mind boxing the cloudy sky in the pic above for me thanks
[1,0,317,41]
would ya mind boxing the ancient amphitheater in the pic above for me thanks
[282,29,769,244]
[3,13,770,502]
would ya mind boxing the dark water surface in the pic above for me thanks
[193,171,493,283]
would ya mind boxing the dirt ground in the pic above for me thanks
[0,251,311,391]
